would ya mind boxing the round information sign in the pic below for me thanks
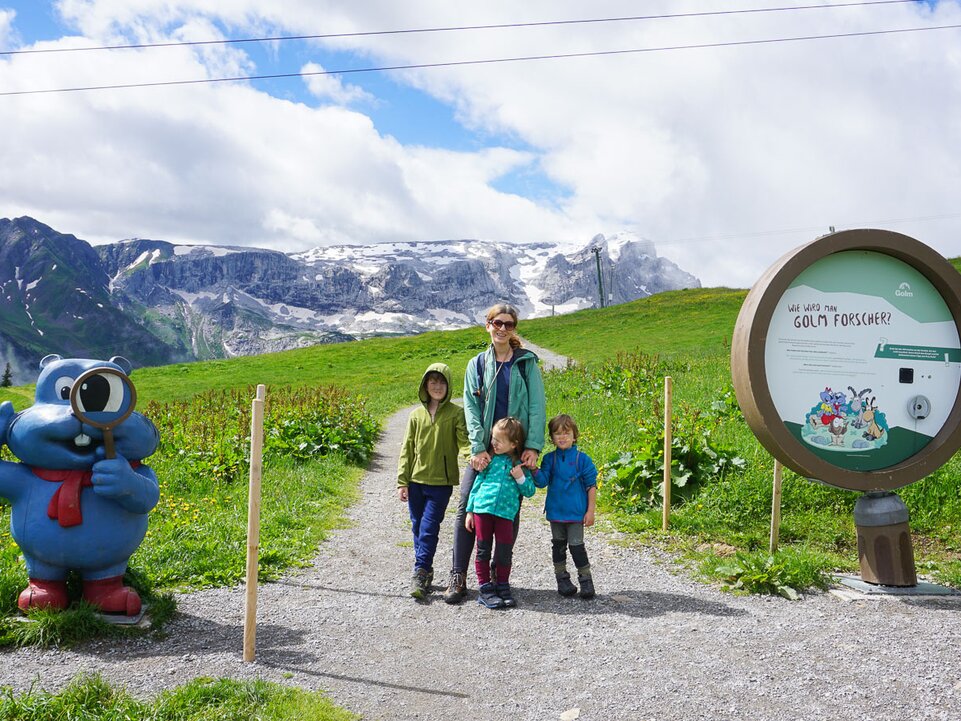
[732,229,961,491]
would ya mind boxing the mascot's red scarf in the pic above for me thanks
[31,462,141,528]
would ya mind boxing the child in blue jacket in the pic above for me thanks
[535,414,598,599]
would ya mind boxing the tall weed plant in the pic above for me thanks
[550,352,745,514]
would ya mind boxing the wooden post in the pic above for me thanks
[769,459,783,554]
[662,376,673,531]
[243,384,266,663]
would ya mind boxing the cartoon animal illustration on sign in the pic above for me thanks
[847,386,872,429]
[828,416,848,446]
[0,355,159,615]
[802,386,888,451]
[862,397,886,441]
[808,387,841,428]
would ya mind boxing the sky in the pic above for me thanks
[1,1,960,289]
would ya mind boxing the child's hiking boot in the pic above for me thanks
[409,568,430,600]
[555,572,577,597]
[578,574,595,600]
[495,582,516,608]
[477,583,505,609]
[442,571,467,604]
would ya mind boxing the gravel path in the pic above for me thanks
[2,341,961,720]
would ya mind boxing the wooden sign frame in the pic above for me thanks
[732,229,961,492]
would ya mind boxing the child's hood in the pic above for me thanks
[418,362,453,406]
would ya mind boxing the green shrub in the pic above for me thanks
[704,548,832,600]
[567,353,745,513]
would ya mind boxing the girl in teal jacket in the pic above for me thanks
[466,417,536,609]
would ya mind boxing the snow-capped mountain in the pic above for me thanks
[0,217,700,381]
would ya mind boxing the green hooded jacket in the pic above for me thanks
[462,346,546,457]
[397,363,470,488]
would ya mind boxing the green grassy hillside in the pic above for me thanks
[520,287,746,363]
[2,276,960,609]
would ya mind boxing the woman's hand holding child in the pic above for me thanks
[471,451,491,471]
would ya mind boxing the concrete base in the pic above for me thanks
[14,604,149,626]
[835,575,960,596]
[96,605,148,626]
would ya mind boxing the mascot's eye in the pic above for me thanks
[54,376,75,402]
[75,373,125,414]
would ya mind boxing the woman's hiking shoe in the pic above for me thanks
[578,575,595,600]
[477,583,505,609]
[496,583,516,608]
[442,571,467,604]
[555,572,577,597]
[410,568,430,600]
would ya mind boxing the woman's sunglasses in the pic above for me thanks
[489,319,516,331]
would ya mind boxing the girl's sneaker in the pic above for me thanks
[495,582,516,608]
[477,583,505,609]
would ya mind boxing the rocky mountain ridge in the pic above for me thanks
[0,216,700,383]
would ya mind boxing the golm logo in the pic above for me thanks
[895,282,914,298]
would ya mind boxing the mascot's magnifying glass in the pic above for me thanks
[69,366,137,459]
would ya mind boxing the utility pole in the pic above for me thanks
[591,245,605,308]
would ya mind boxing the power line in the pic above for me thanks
[0,0,922,57]
[2,22,959,98]
[654,212,961,247]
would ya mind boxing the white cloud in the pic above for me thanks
[1,1,960,289]
[0,9,15,49]
[301,62,374,106]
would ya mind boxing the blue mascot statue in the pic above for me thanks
[0,355,159,615]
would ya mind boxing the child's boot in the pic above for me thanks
[410,568,429,599]
[477,582,505,609]
[555,571,577,597]
[495,582,516,608]
[577,568,595,600]
[570,544,595,599]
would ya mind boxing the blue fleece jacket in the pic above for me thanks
[535,445,598,522]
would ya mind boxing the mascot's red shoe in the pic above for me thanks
[18,579,69,612]
[82,576,142,616]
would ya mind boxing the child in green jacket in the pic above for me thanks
[465,417,536,609]
[397,363,469,599]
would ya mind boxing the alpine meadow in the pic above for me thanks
[3,282,961,625]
